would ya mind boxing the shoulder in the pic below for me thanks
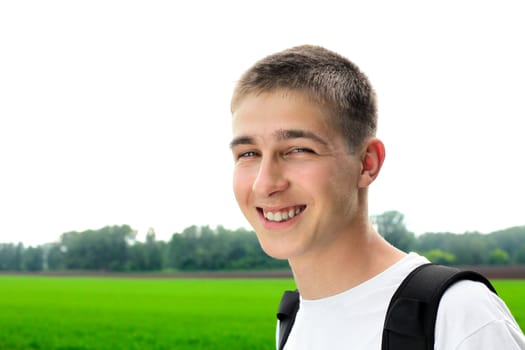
[435,280,525,349]
[440,279,500,314]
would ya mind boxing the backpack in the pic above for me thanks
[276,263,497,350]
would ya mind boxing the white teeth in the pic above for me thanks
[263,207,303,222]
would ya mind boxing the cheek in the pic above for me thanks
[324,165,359,206]
[232,167,254,203]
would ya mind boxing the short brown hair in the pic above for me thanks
[231,45,377,151]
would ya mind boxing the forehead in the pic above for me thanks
[232,90,336,137]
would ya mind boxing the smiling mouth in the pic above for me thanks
[257,205,306,223]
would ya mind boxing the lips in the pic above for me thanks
[258,205,306,223]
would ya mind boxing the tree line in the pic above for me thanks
[0,225,288,272]
[372,211,525,265]
[1,211,524,272]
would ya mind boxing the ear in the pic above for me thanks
[358,138,385,188]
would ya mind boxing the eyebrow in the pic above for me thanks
[274,129,329,146]
[229,129,329,149]
[229,136,255,149]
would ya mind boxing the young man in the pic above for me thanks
[229,45,525,349]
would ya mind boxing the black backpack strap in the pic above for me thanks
[276,290,300,350]
[381,263,497,350]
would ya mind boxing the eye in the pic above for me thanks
[289,147,314,154]
[237,151,259,159]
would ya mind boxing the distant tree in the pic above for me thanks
[416,232,456,253]
[488,226,525,264]
[0,243,25,270]
[166,225,288,271]
[60,225,136,271]
[15,243,24,270]
[489,248,510,265]
[24,246,43,271]
[126,242,147,271]
[144,228,162,270]
[372,211,415,252]
[46,243,66,270]
[167,226,199,270]
[516,245,525,264]
[421,249,456,265]
[455,232,491,265]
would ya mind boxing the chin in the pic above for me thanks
[256,235,297,260]
[263,248,291,260]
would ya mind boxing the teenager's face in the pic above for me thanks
[231,91,364,260]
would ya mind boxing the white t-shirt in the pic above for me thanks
[280,253,525,349]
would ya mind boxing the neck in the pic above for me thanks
[288,223,405,300]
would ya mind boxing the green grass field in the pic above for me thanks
[0,276,522,349]
[492,280,525,330]
[0,276,296,350]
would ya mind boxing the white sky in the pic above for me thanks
[1,1,524,246]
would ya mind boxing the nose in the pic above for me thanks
[252,157,289,197]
